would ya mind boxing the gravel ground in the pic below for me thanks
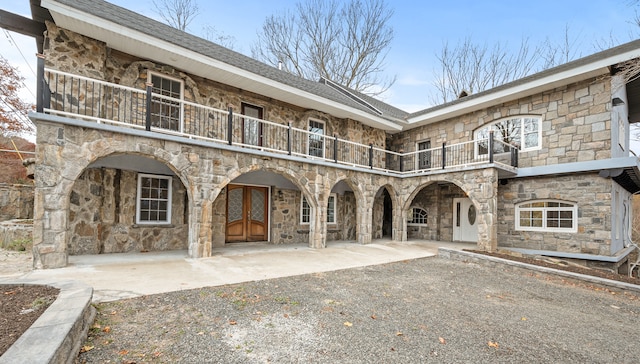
[77,257,640,363]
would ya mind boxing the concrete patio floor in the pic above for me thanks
[18,240,475,302]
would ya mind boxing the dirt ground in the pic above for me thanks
[1,247,639,360]
[0,284,59,355]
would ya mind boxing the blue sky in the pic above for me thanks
[1,0,638,113]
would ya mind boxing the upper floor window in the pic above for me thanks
[308,119,325,158]
[136,174,172,225]
[241,103,264,146]
[516,200,577,233]
[407,207,428,225]
[474,116,541,155]
[301,193,336,224]
[416,140,431,170]
[149,72,183,131]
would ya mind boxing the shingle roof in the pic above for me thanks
[46,0,407,124]
[407,38,640,119]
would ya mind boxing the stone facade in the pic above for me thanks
[388,78,613,168]
[31,119,500,268]
[29,21,635,269]
[497,173,617,256]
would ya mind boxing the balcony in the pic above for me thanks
[36,66,518,176]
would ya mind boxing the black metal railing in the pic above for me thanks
[36,62,518,175]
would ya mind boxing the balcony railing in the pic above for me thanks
[36,63,518,175]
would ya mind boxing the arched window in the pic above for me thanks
[474,116,541,155]
[407,207,428,225]
[516,200,577,233]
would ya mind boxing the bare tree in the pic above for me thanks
[153,0,199,31]
[0,56,34,136]
[430,37,539,104]
[540,24,583,69]
[202,25,236,49]
[252,0,396,96]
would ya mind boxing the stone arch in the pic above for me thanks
[326,175,364,244]
[67,152,191,255]
[208,158,321,250]
[400,171,497,249]
[371,183,399,240]
[32,131,196,268]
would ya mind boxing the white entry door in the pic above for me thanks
[453,198,478,242]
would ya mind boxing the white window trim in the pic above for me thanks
[300,193,337,224]
[515,199,577,233]
[147,71,185,133]
[474,115,542,156]
[300,195,311,225]
[136,173,173,225]
[307,118,326,159]
[407,206,428,226]
[327,193,337,225]
[415,140,432,170]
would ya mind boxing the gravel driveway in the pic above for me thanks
[75,256,640,363]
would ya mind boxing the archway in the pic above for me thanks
[372,185,394,239]
[211,169,317,248]
[403,180,478,243]
[325,179,362,244]
[67,153,189,254]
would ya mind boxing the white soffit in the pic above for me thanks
[41,1,402,131]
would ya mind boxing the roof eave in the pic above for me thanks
[406,46,640,127]
[41,0,402,132]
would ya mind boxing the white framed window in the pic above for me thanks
[614,190,620,240]
[300,193,337,224]
[136,174,172,225]
[327,194,337,224]
[474,116,542,155]
[416,140,431,170]
[516,200,577,233]
[308,119,325,158]
[301,196,311,224]
[148,72,184,131]
[407,207,428,226]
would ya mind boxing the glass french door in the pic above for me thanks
[226,184,269,242]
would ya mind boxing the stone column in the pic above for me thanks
[308,190,327,249]
[470,169,498,252]
[356,188,373,244]
[188,181,217,258]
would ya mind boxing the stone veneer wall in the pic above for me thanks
[68,168,187,254]
[388,78,613,168]
[0,183,34,221]
[497,173,613,255]
[272,188,308,244]
[327,192,357,241]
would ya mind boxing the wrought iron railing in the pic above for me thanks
[36,64,518,175]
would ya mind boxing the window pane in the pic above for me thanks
[559,219,573,228]
[138,175,171,224]
[327,196,335,223]
[302,196,310,223]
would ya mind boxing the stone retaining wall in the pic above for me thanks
[0,184,34,222]
[0,220,33,250]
